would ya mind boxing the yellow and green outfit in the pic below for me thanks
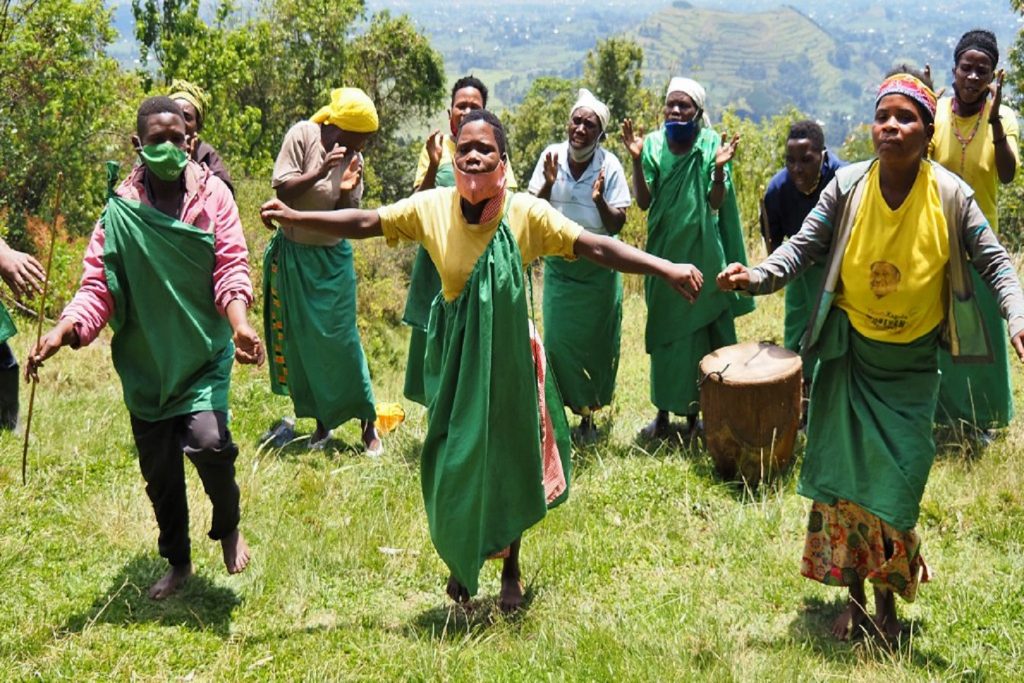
[930,97,1021,428]
[380,187,578,595]
[746,159,1024,601]
[640,127,753,415]
[402,136,517,405]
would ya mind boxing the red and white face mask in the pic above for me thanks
[453,159,507,205]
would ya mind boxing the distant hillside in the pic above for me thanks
[631,4,881,142]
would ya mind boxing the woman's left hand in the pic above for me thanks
[715,132,740,170]
[1011,329,1024,362]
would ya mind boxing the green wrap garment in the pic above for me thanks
[421,217,571,596]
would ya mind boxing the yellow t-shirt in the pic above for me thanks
[413,135,518,189]
[931,97,1019,230]
[836,163,949,342]
[378,188,582,301]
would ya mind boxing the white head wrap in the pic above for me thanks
[666,77,711,126]
[570,88,611,134]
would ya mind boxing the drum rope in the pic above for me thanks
[697,363,731,388]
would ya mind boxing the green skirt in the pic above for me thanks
[421,222,571,596]
[799,309,940,531]
[783,262,825,352]
[263,232,376,428]
[402,245,442,407]
[542,256,622,412]
[935,268,1014,428]
[649,309,736,415]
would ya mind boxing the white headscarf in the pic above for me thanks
[666,77,711,126]
[570,88,611,134]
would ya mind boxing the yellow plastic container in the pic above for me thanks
[375,402,406,434]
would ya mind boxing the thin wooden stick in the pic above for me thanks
[21,171,63,485]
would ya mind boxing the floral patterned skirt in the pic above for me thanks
[801,499,929,602]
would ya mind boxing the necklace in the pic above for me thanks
[950,98,985,175]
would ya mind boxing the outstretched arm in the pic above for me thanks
[260,198,383,239]
[574,231,702,302]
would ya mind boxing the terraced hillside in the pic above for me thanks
[632,4,881,129]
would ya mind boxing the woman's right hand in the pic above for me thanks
[425,130,444,168]
[261,198,294,229]
[317,143,349,178]
[621,118,644,160]
[716,263,751,291]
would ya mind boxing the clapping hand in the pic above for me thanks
[592,168,606,202]
[318,143,349,178]
[621,118,644,160]
[715,133,740,170]
[543,150,559,187]
[339,154,363,193]
[425,130,444,168]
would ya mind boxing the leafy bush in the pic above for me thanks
[0,0,140,246]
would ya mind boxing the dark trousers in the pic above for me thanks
[130,411,240,567]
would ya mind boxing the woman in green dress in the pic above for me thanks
[718,70,1024,641]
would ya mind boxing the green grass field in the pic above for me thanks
[2,180,1024,680]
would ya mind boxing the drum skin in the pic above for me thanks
[699,341,802,485]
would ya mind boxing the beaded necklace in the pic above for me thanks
[950,97,986,175]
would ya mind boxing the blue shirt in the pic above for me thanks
[528,142,631,236]
[762,150,845,249]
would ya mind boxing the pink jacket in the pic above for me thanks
[62,162,253,346]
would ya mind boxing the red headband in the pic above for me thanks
[876,74,937,120]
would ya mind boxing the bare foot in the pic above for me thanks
[446,575,470,603]
[499,575,525,613]
[831,583,868,640]
[148,563,193,600]
[830,603,867,640]
[221,528,251,574]
[362,420,383,456]
[639,411,672,440]
[872,587,903,644]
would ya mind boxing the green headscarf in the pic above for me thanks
[168,79,209,129]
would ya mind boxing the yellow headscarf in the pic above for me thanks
[168,79,210,124]
[311,87,379,133]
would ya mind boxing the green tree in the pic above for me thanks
[0,0,140,244]
[267,0,365,128]
[583,37,645,125]
[998,0,1024,249]
[344,11,446,203]
[131,0,206,91]
[129,1,445,190]
[838,123,874,163]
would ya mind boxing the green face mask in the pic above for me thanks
[139,142,188,181]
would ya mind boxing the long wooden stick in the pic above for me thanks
[21,172,63,485]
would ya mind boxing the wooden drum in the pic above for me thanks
[699,341,802,485]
